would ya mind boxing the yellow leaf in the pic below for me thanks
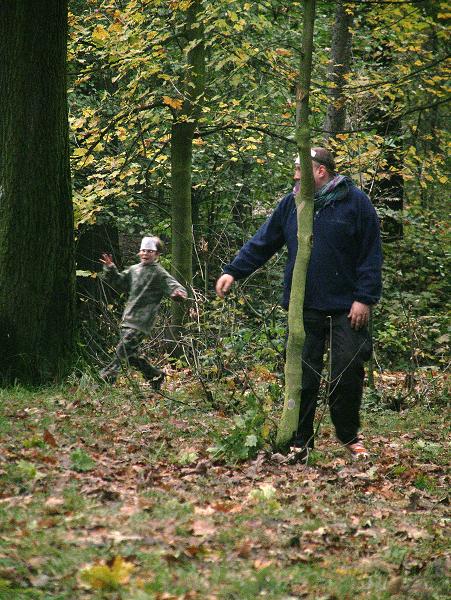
[116,127,127,141]
[92,25,109,43]
[109,22,123,34]
[261,423,271,439]
[80,557,134,591]
[163,96,183,110]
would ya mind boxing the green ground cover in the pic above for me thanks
[0,373,449,599]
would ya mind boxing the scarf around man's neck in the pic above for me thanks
[314,174,353,212]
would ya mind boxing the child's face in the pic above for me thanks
[139,249,159,264]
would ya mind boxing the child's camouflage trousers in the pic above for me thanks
[100,327,164,385]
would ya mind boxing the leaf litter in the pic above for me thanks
[0,378,449,598]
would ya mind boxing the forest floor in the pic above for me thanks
[0,370,449,600]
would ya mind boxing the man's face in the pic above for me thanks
[312,162,327,190]
[139,249,159,264]
[293,161,328,191]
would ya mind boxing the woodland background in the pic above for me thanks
[0,1,449,598]
[68,0,449,384]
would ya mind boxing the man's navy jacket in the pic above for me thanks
[223,183,382,312]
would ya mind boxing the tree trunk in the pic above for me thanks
[276,0,316,449]
[75,222,120,317]
[323,0,353,140]
[0,1,75,384]
[171,121,195,330]
[367,46,404,242]
[170,0,205,331]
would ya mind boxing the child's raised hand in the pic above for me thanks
[171,289,187,301]
[100,253,114,266]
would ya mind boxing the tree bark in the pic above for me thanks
[323,1,353,139]
[367,46,404,242]
[170,0,205,330]
[276,0,316,449]
[0,1,75,384]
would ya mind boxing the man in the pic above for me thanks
[215,148,382,459]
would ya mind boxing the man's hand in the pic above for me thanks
[100,253,114,267]
[348,301,370,330]
[215,274,235,298]
[171,289,188,301]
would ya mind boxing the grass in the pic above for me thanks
[0,374,449,599]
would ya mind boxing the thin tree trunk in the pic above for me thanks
[323,0,353,139]
[171,0,205,331]
[0,1,75,384]
[276,0,316,449]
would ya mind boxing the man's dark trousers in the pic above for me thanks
[294,309,372,449]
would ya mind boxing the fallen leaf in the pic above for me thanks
[191,519,216,537]
[80,556,134,590]
[194,505,215,516]
[44,496,65,514]
[193,459,210,475]
[43,429,57,448]
[28,574,50,588]
[236,540,252,558]
[184,544,206,558]
[387,576,403,595]
[26,557,47,569]
[400,526,431,540]
[253,559,273,570]
[37,517,58,529]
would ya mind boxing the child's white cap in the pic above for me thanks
[140,236,159,251]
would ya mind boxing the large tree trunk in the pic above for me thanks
[170,0,205,331]
[276,0,316,449]
[0,2,75,384]
[323,0,353,140]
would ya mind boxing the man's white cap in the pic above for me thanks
[140,236,158,251]
[295,149,317,165]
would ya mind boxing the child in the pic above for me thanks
[99,236,187,387]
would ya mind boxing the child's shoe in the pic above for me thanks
[151,372,165,391]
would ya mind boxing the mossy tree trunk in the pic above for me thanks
[276,0,316,449]
[171,0,205,331]
[0,1,75,385]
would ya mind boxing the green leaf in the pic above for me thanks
[244,434,258,447]
[70,449,96,472]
